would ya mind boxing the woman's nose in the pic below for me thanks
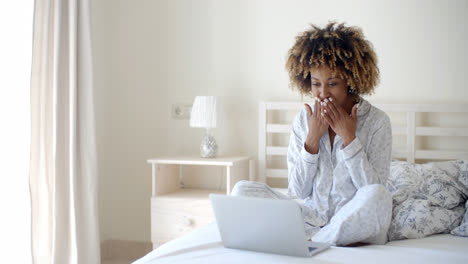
[320,87,330,98]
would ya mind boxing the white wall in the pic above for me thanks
[91,0,468,242]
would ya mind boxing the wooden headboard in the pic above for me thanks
[257,102,468,184]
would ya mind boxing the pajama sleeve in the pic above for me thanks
[339,113,392,188]
[287,109,320,199]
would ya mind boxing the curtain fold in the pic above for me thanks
[30,0,100,263]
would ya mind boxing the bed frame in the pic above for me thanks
[135,101,468,264]
[258,102,468,183]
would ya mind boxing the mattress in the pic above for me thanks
[133,222,468,264]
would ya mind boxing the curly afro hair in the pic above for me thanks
[285,22,379,96]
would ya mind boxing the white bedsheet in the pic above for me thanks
[133,222,468,264]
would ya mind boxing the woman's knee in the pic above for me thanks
[355,184,392,219]
[231,180,264,196]
[358,184,391,202]
[361,184,392,216]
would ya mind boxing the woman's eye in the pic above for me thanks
[312,83,320,86]
[328,83,337,87]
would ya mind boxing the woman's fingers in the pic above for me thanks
[314,98,320,117]
[305,103,312,116]
[323,98,338,120]
[321,110,332,125]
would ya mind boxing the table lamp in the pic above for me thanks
[190,96,218,158]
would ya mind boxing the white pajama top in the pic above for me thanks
[287,98,392,227]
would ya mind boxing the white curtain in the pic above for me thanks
[29,0,100,263]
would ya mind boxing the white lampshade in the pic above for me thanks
[190,96,217,128]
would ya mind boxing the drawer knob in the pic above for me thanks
[184,216,193,226]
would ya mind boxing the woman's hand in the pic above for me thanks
[321,97,358,147]
[304,98,329,154]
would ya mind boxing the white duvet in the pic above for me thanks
[133,222,468,264]
[134,160,468,263]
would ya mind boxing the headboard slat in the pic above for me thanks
[373,104,468,113]
[415,150,468,160]
[258,102,267,182]
[266,169,288,179]
[266,146,288,156]
[416,127,468,137]
[266,124,292,133]
[406,112,416,163]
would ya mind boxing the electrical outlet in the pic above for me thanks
[171,103,192,119]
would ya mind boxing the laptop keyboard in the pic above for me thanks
[308,247,317,252]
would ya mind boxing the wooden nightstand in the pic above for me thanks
[147,156,251,248]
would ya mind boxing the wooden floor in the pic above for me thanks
[101,239,152,264]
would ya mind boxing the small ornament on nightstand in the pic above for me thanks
[200,128,218,158]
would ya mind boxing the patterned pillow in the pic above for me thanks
[389,199,464,240]
[386,160,468,240]
[387,160,467,209]
[451,200,468,236]
[386,160,423,206]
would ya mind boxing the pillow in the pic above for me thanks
[389,199,464,241]
[451,200,468,237]
[417,161,467,209]
[387,160,467,209]
[386,160,423,206]
[386,160,468,240]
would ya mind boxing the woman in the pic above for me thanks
[232,22,393,246]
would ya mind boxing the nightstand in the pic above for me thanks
[147,156,251,248]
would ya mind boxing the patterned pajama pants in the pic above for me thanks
[231,180,392,246]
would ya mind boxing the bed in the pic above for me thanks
[134,101,468,264]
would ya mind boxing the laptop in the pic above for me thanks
[209,194,330,257]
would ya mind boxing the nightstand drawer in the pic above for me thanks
[150,189,219,245]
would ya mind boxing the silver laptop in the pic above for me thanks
[209,194,330,257]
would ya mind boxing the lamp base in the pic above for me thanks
[200,129,218,158]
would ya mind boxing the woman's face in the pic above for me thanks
[310,67,350,108]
